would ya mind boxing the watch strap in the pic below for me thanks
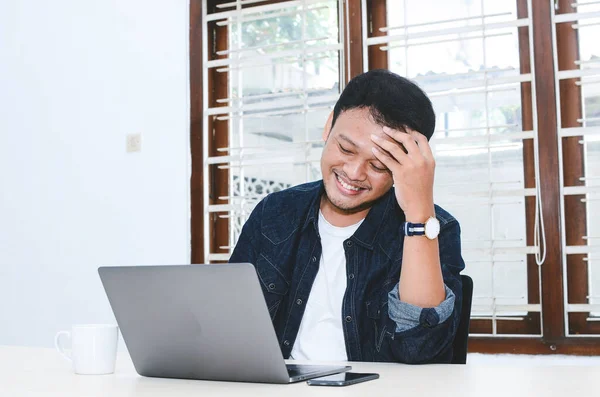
[404,222,426,236]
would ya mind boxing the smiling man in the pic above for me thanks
[229,69,465,364]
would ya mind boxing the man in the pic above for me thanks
[229,69,465,364]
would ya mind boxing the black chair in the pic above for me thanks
[451,274,473,364]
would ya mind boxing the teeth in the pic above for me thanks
[337,175,361,191]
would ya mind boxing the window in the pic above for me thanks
[191,0,600,353]
[552,0,600,335]
[371,0,541,336]
[202,0,344,261]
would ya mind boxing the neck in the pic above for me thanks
[319,195,369,227]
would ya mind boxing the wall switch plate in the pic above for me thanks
[126,133,142,153]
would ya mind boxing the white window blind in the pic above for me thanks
[365,0,544,335]
[552,1,600,332]
[202,0,344,262]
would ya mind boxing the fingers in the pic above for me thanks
[370,125,436,172]
[407,129,434,160]
[382,127,420,158]
[382,126,435,162]
[371,145,399,173]
[370,133,409,165]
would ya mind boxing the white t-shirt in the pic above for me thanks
[290,210,364,361]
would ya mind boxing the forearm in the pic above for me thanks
[370,126,447,308]
[398,208,445,307]
[385,218,465,363]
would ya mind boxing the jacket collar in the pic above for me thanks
[301,180,399,251]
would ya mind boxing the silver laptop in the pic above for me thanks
[98,263,351,383]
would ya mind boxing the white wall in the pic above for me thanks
[0,0,190,347]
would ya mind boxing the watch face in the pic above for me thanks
[425,217,440,239]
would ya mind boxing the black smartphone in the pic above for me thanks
[307,372,379,387]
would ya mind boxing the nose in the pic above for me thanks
[344,159,367,182]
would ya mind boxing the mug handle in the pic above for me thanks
[54,331,72,362]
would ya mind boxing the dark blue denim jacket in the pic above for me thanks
[229,180,465,364]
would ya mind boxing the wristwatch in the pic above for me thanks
[404,216,440,240]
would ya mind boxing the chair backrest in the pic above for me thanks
[451,274,473,364]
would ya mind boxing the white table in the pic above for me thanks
[1,345,595,396]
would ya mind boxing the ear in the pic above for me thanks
[322,111,334,142]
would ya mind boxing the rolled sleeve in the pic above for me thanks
[387,283,456,332]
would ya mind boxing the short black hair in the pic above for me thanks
[331,69,436,140]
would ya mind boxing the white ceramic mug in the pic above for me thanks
[55,324,119,375]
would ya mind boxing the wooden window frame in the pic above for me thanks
[190,0,600,354]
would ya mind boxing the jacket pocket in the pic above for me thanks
[366,295,389,353]
[255,254,289,319]
[256,254,289,295]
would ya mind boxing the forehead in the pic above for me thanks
[332,108,384,139]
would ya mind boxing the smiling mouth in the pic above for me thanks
[335,173,367,193]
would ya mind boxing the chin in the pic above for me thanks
[324,180,372,214]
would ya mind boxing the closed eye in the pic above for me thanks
[339,145,352,154]
[371,163,388,172]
